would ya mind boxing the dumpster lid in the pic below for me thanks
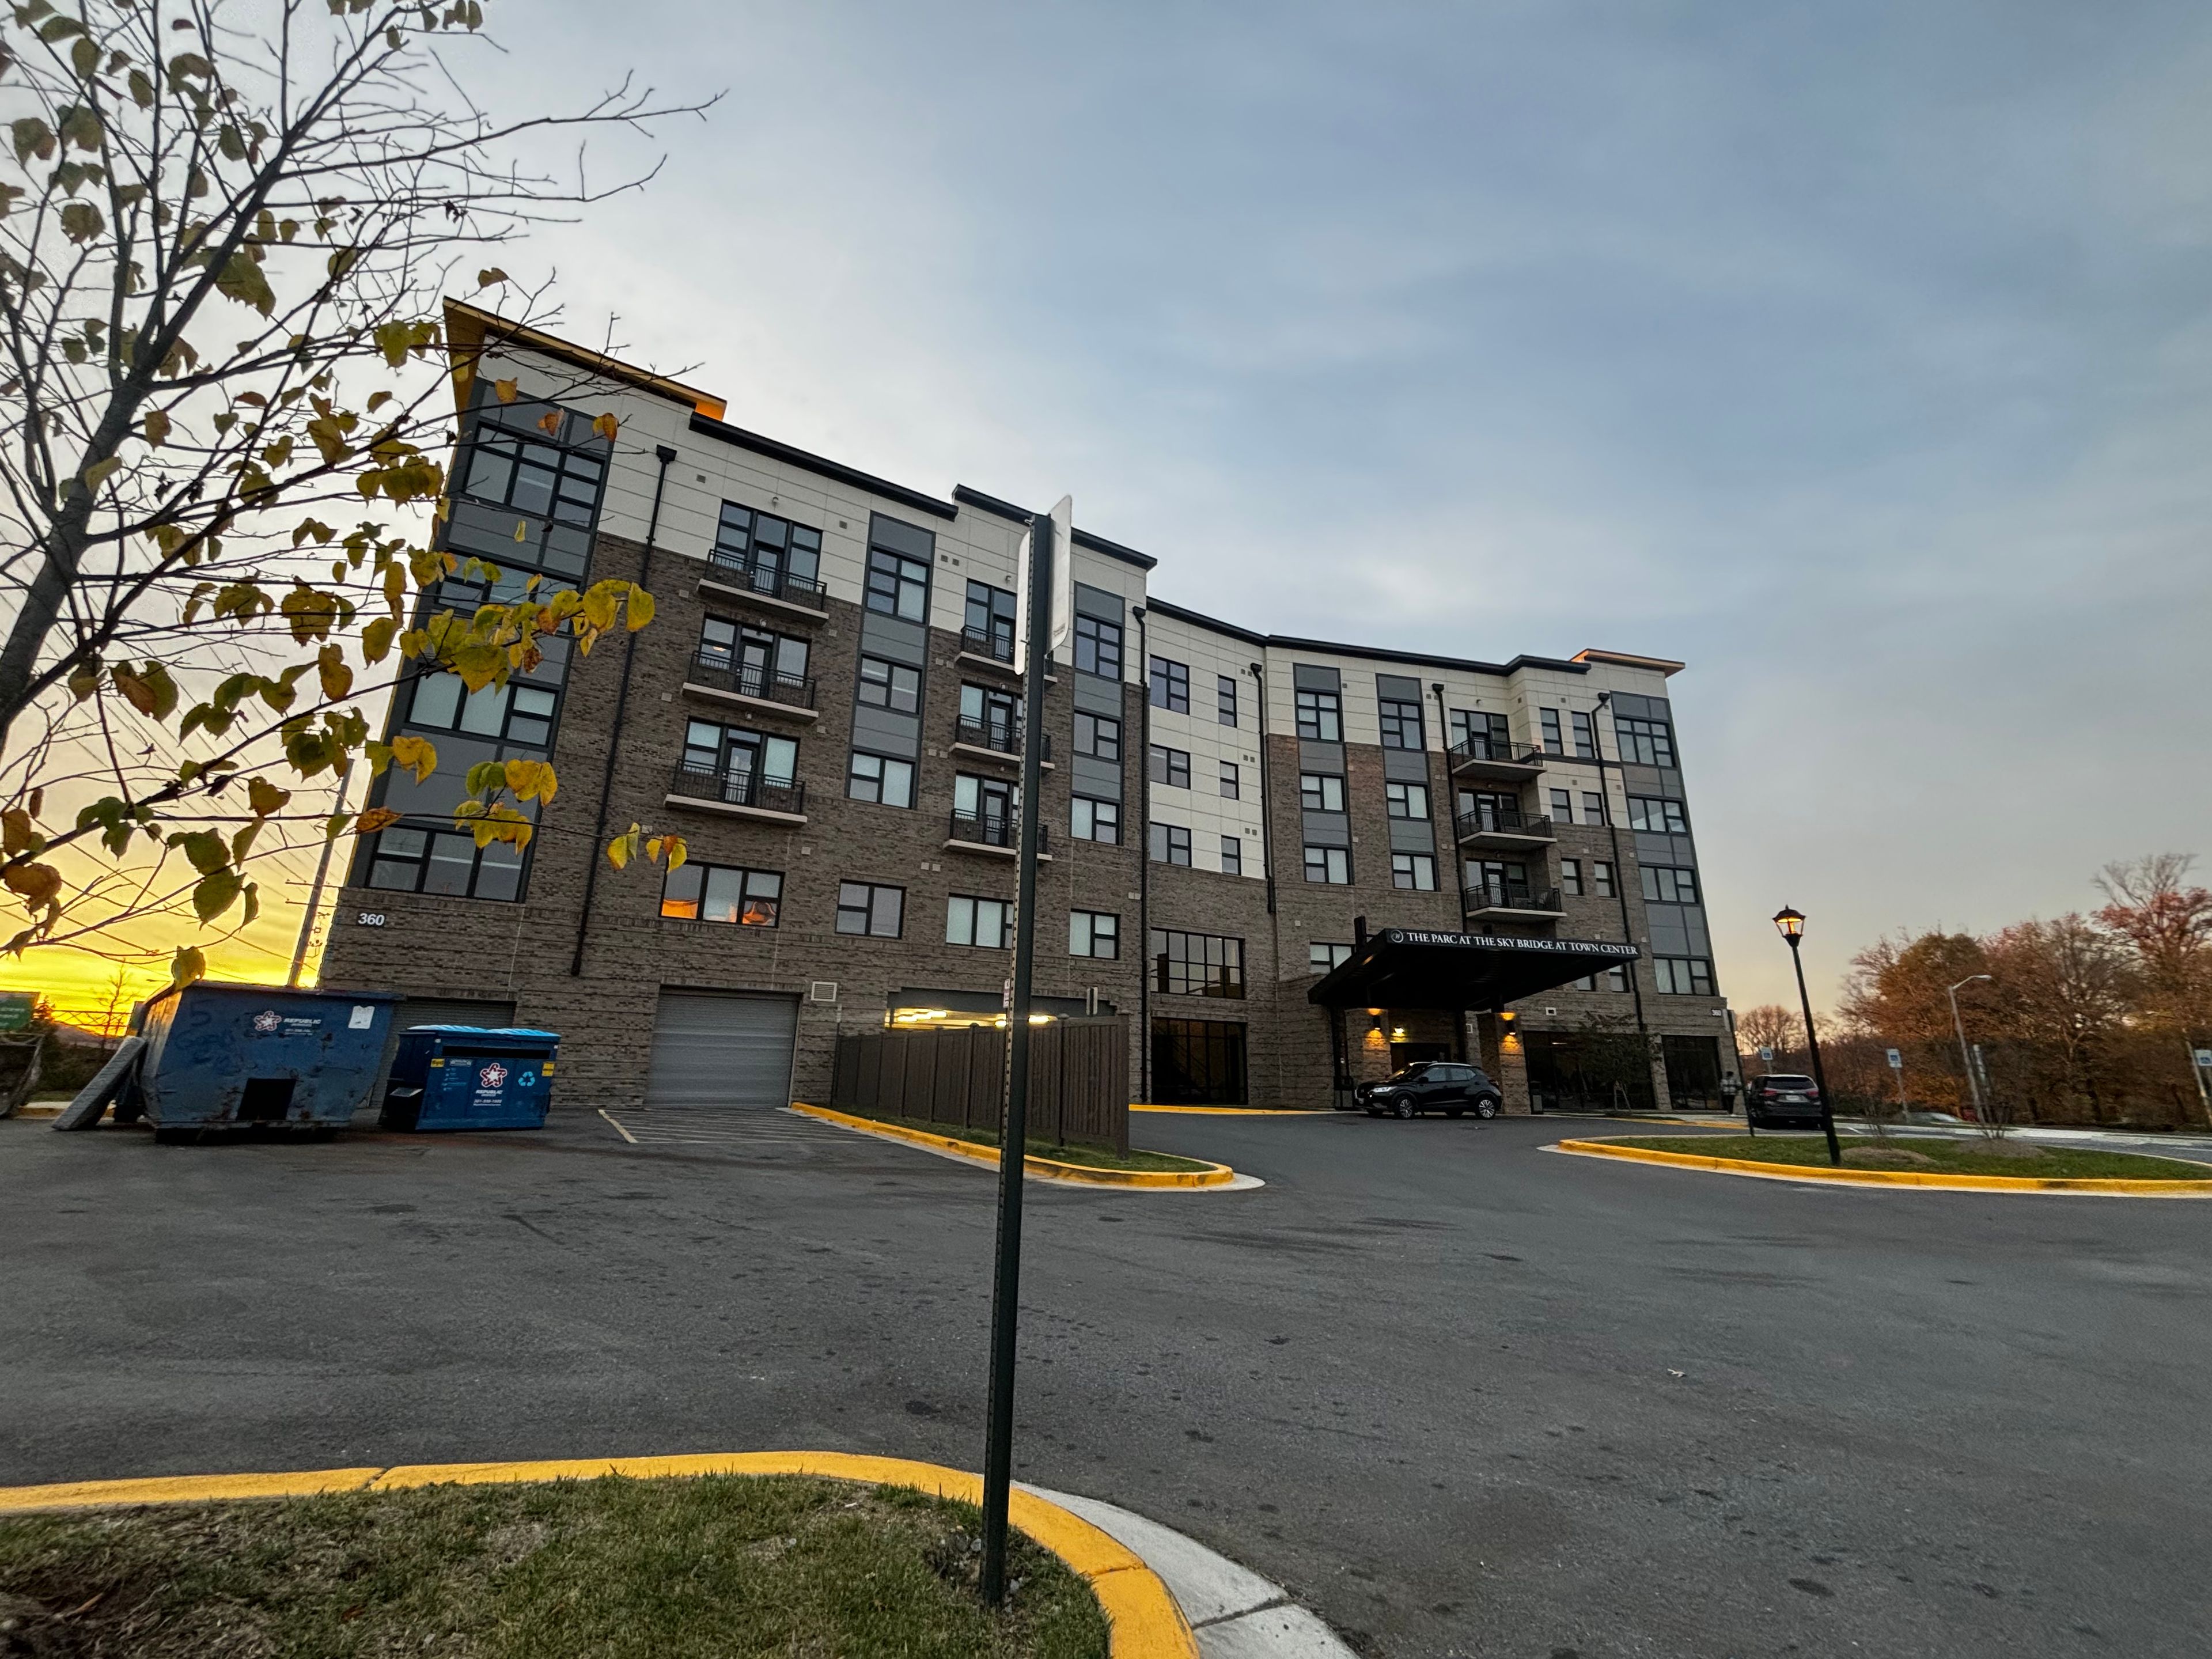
[141,980,404,1012]
[406,1024,558,1039]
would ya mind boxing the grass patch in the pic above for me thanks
[866,1113,1220,1174]
[1611,1134,2212,1181]
[0,1475,1107,1659]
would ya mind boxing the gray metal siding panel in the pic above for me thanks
[851,706,921,758]
[1381,748,1429,782]
[1073,582,1123,621]
[1292,664,1340,692]
[644,990,800,1111]
[858,613,927,666]
[1073,674,1123,715]
[1376,673,1422,702]
[868,513,935,561]
[1646,907,1690,955]
[1388,819,1435,854]
[1298,740,1345,774]
[1070,755,1123,802]
[1302,811,1350,847]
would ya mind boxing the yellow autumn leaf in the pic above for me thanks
[493,378,519,403]
[388,734,437,782]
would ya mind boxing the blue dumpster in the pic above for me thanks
[128,982,399,1137]
[379,1026,559,1131]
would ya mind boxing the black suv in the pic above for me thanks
[1746,1073,1823,1128]
[1357,1062,1504,1120]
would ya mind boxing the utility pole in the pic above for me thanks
[287,759,354,988]
[979,502,1058,1607]
[1948,974,1993,1122]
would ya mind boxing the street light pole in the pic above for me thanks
[1772,907,1840,1165]
[1948,974,1993,1123]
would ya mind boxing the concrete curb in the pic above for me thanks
[0,1453,1198,1659]
[1551,1137,2212,1196]
[1130,1106,1328,1118]
[788,1101,1262,1191]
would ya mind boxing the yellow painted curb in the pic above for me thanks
[1130,1104,1324,1116]
[0,1452,1196,1659]
[790,1101,1239,1188]
[1554,1137,2212,1196]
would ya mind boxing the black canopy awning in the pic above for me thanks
[1308,928,1640,1011]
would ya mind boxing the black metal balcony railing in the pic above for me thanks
[947,810,1048,855]
[959,624,1017,665]
[704,548,829,608]
[1449,735,1548,770]
[668,763,807,817]
[685,652,817,710]
[1463,881,1564,915]
[1453,806,1554,840]
[953,717,1021,755]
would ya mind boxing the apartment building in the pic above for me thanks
[317,304,1736,1115]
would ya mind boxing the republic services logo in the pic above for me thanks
[252,1010,283,1033]
[478,1062,509,1089]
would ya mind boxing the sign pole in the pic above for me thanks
[979,505,1056,1606]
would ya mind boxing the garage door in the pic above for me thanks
[367,997,520,1117]
[644,990,799,1111]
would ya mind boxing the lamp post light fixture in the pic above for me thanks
[1948,974,1994,1123]
[1771,906,1842,1165]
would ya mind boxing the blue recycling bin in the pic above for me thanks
[379,1026,559,1131]
[130,982,400,1135]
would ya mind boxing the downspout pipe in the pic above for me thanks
[569,443,679,978]
[1135,605,1151,1104]
[1592,690,1651,1038]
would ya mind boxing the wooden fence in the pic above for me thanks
[830,1018,1128,1154]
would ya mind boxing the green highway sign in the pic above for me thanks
[0,993,35,1032]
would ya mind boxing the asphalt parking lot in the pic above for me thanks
[6,1104,2210,1658]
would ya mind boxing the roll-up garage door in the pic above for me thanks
[644,990,800,1111]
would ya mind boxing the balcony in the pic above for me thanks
[945,810,1051,861]
[665,764,808,825]
[1453,806,1555,850]
[1449,736,1547,780]
[957,624,1021,676]
[696,550,831,622]
[1462,881,1565,921]
[680,653,819,722]
[950,719,1054,770]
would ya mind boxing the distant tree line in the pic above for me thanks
[1734,854,2211,1131]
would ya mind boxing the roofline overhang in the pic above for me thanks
[443,298,725,421]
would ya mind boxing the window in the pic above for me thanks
[1466,859,1531,903]
[1582,791,1607,826]
[1452,710,1511,756]
[1378,697,1424,751]
[1549,789,1574,824]
[1539,709,1564,754]
[1149,821,1192,865]
[1220,836,1243,876]
[856,656,921,714]
[698,618,809,698]
[958,683,1022,747]
[461,412,607,529]
[661,862,783,927]
[1299,772,1346,813]
[1571,965,1628,993]
[1560,858,1582,896]
[1075,614,1123,679]
[407,673,559,747]
[1570,709,1596,759]
[1641,865,1701,905]
[946,895,1014,949]
[1460,790,1517,830]
[1217,675,1238,727]
[1615,715,1677,768]
[1309,942,1352,972]
[1148,744,1191,789]
[1593,859,1617,897]
[1152,1017,1248,1105]
[1149,929,1245,998]
[1219,761,1240,799]
[1295,687,1342,742]
[1149,656,1190,713]
[953,773,1019,834]
[1385,781,1429,820]
[1628,796,1690,834]
[683,719,798,797]
[1074,711,1121,762]
[1654,956,1716,996]
[365,826,526,902]
[1071,797,1121,843]
[711,502,824,595]
[1304,845,1351,884]
[835,882,904,938]
[963,580,1017,661]
[1070,910,1120,959]
[847,751,915,808]
[865,546,930,620]
[1392,851,1438,891]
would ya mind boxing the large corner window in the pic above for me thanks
[365,826,525,902]
[866,546,930,620]
[1295,687,1342,742]
[661,862,783,927]
[712,502,824,601]
[1615,715,1677,768]
[1075,614,1123,679]
[1149,929,1245,998]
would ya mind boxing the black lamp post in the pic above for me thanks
[1772,906,1841,1165]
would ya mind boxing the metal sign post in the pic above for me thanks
[979,500,1062,1607]
[1886,1046,1906,1121]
